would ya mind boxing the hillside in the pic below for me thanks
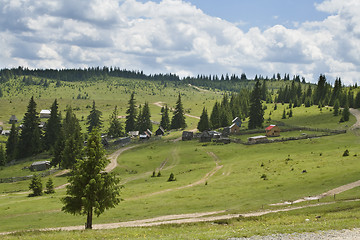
[0,74,360,239]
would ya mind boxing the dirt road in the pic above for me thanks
[349,108,360,130]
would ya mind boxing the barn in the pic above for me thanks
[155,126,165,136]
[40,110,51,118]
[30,161,51,171]
[265,125,281,137]
[248,135,268,143]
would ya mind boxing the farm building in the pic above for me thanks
[248,135,268,144]
[200,131,212,142]
[30,161,51,171]
[229,123,240,134]
[40,109,51,118]
[1,130,11,136]
[265,125,280,137]
[139,131,151,140]
[146,129,153,136]
[9,115,18,124]
[232,117,242,127]
[155,126,165,136]
[209,130,221,138]
[182,131,193,141]
[128,131,139,138]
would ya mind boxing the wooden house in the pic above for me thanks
[200,131,212,142]
[30,161,51,171]
[128,131,139,138]
[40,110,51,118]
[9,115,18,124]
[265,125,280,137]
[229,123,240,134]
[155,126,165,136]
[182,131,193,141]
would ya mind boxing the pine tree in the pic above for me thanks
[171,94,186,129]
[29,174,43,197]
[62,128,121,229]
[18,96,42,158]
[160,105,170,131]
[333,100,340,116]
[87,100,102,133]
[210,101,221,129]
[125,92,137,133]
[61,106,83,169]
[107,106,123,138]
[0,145,6,166]
[197,107,210,132]
[6,123,18,161]
[45,178,55,194]
[138,102,152,132]
[44,99,62,151]
[340,103,350,122]
[51,127,65,167]
[248,80,264,129]
[282,108,286,119]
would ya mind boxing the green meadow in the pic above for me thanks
[0,77,360,239]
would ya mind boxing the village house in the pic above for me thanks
[182,131,193,141]
[9,115,18,124]
[40,109,51,118]
[265,125,281,137]
[248,135,268,144]
[29,161,51,171]
[200,131,212,142]
[139,131,151,140]
[155,126,165,136]
[229,123,240,134]
[128,131,139,138]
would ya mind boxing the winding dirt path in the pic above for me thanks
[349,108,360,130]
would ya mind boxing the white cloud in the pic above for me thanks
[1,0,360,84]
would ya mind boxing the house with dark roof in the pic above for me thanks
[155,126,165,136]
[182,131,193,141]
[265,125,280,137]
[200,131,212,142]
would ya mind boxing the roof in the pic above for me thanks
[248,135,267,140]
[156,126,165,133]
[232,117,241,123]
[265,125,276,131]
[31,161,50,166]
[230,123,237,128]
[40,110,51,114]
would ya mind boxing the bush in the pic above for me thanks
[167,173,176,182]
[260,174,268,180]
[343,149,349,157]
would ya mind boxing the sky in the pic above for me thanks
[1,0,360,84]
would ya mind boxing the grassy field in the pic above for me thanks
[0,77,360,238]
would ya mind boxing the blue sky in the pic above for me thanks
[1,0,360,84]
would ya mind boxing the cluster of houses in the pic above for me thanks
[128,126,166,140]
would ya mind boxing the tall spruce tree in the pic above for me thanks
[341,102,350,122]
[0,145,6,166]
[61,106,83,169]
[107,106,123,138]
[18,96,42,158]
[87,100,102,133]
[210,101,221,129]
[160,105,170,131]
[171,94,186,129]
[62,128,121,229]
[248,80,264,129]
[197,107,210,132]
[125,92,137,133]
[6,123,18,161]
[333,99,340,116]
[44,99,61,151]
[137,102,152,132]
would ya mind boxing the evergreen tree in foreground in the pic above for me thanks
[340,103,350,122]
[62,128,121,229]
[171,94,186,129]
[18,97,42,158]
[87,100,102,133]
[29,174,43,197]
[125,92,137,133]
[44,99,61,151]
[108,106,124,138]
[248,80,264,129]
[6,123,18,161]
[197,107,210,132]
[160,105,170,131]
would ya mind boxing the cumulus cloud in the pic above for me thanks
[0,0,360,84]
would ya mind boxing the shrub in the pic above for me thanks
[343,149,349,157]
[168,173,176,182]
[45,178,55,194]
[260,174,268,180]
[29,175,43,197]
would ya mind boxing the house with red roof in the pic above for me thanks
[265,125,280,137]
